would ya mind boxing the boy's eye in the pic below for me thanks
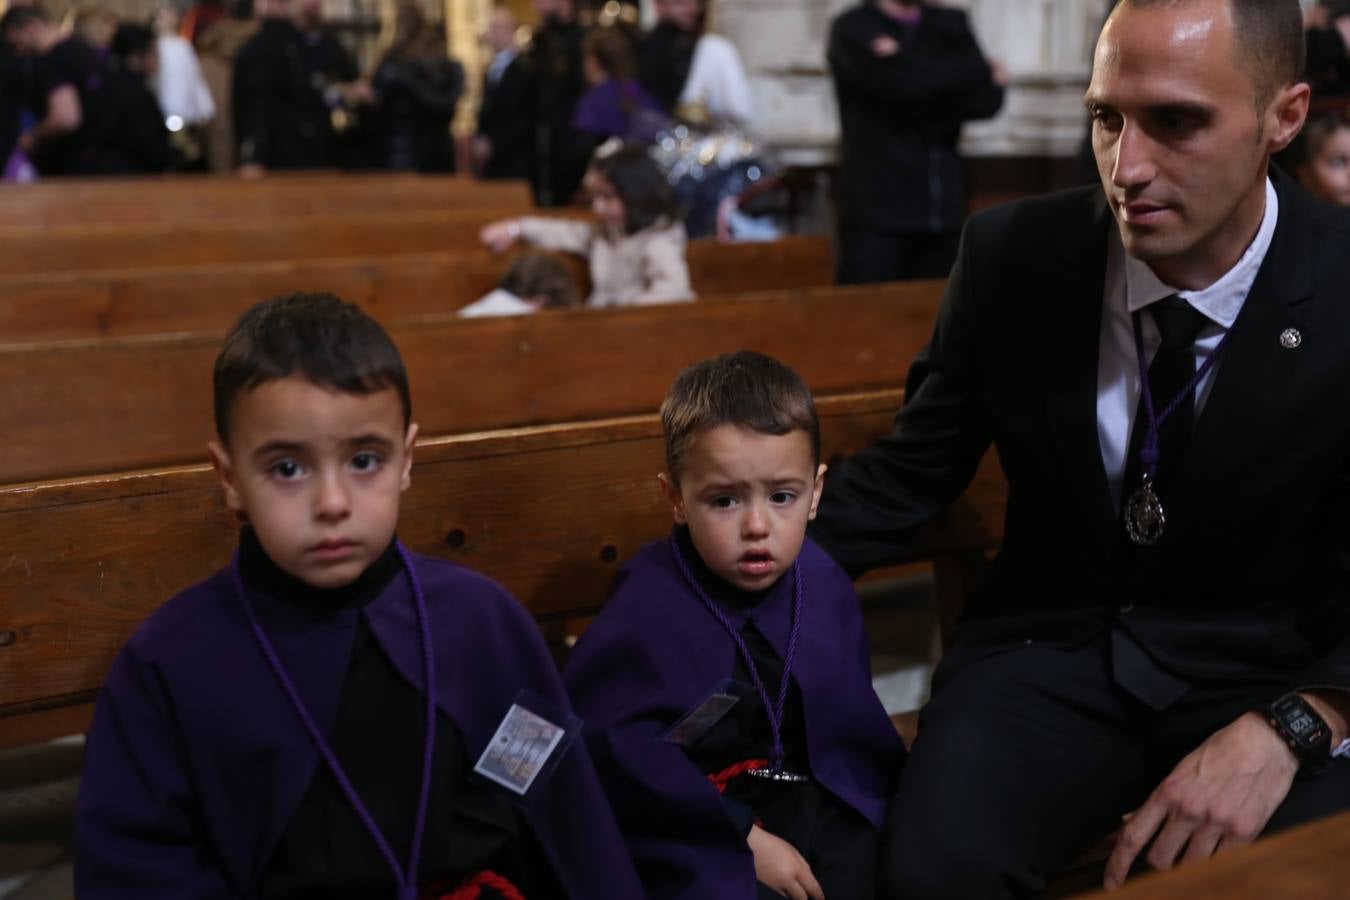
[770,491,797,505]
[269,459,305,480]
[351,451,382,472]
[710,496,737,509]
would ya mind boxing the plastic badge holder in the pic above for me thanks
[472,690,581,807]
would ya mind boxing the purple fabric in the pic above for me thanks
[563,536,906,898]
[571,78,667,142]
[75,553,643,899]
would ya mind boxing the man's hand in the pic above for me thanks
[1103,712,1297,890]
[16,130,36,155]
[748,824,825,900]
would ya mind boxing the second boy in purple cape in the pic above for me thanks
[565,351,906,899]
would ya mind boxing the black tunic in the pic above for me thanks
[241,532,561,899]
[672,527,880,900]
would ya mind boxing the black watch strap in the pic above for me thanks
[1266,693,1333,770]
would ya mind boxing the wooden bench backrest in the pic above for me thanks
[0,281,943,484]
[0,236,835,343]
[0,388,1007,726]
[0,208,542,275]
[0,175,534,227]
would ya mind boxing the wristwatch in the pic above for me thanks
[1265,693,1333,769]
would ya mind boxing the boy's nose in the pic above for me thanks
[313,473,351,519]
[741,504,769,538]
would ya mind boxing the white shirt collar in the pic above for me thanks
[1122,176,1278,328]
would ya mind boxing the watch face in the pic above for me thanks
[1288,711,1317,737]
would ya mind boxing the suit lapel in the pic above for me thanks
[1173,177,1316,503]
[1038,192,1120,565]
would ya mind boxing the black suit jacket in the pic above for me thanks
[476,54,535,180]
[811,170,1350,695]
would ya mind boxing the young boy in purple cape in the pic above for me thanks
[564,351,907,899]
[74,293,644,900]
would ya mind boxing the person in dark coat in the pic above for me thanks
[369,0,463,172]
[0,0,35,173]
[85,24,176,174]
[636,0,700,113]
[828,0,1005,284]
[526,0,587,205]
[566,351,906,900]
[1,5,98,176]
[474,5,535,180]
[74,293,645,900]
[232,0,368,172]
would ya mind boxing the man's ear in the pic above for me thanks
[207,440,245,519]
[1266,81,1311,154]
[657,472,687,525]
[400,422,419,492]
[807,463,828,520]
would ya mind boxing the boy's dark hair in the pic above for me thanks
[0,6,46,36]
[592,144,679,235]
[660,351,820,481]
[499,252,581,309]
[213,293,411,442]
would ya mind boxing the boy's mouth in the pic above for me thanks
[737,549,775,577]
[310,538,358,560]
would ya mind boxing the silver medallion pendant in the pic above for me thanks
[1124,480,1167,546]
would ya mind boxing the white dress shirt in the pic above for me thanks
[1096,177,1279,508]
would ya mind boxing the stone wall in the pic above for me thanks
[691,0,1115,163]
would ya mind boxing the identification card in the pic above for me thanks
[474,703,567,796]
[663,680,746,747]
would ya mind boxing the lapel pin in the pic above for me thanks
[1279,328,1302,350]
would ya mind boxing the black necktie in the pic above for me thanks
[1121,296,1210,505]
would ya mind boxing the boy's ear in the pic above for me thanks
[400,422,419,492]
[207,440,245,518]
[807,463,828,520]
[656,472,687,525]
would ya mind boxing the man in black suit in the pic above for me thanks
[810,1,1350,896]
[474,5,535,181]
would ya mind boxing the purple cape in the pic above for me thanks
[571,79,666,142]
[75,553,644,899]
[563,537,905,898]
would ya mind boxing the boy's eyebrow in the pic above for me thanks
[345,433,398,449]
[698,475,810,493]
[251,440,308,460]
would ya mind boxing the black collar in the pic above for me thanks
[238,527,402,612]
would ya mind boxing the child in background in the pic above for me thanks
[458,252,582,318]
[480,143,694,308]
[565,351,906,899]
[572,26,665,143]
[75,293,642,899]
[1293,108,1350,207]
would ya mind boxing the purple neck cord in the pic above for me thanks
[232,544,434,900]
[1130,309,1233,481]
[669,536,803,773]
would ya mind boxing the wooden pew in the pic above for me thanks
[0,236,835,343]
[1072,810,1350,899]
[0,281,943,484]
[0,174,534,227]
[0,388,1007,748]
[0,208,548,276]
